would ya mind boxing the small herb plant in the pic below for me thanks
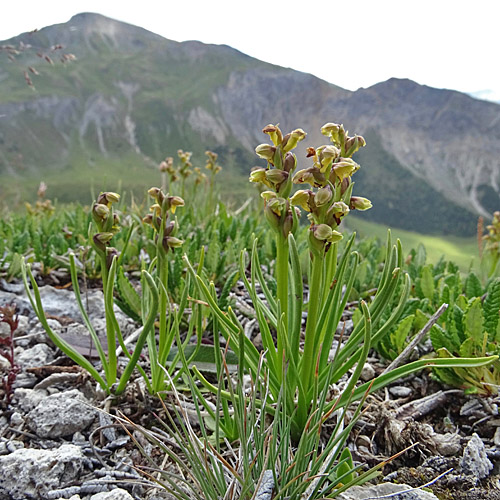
[189,122,497,441]
[22,192,160,395]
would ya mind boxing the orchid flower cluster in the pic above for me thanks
[143,188,184,255]
[252,122,371,257]
[250,125,306,238]
[91,192,121,264]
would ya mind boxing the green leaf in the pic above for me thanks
[484,278,500,339]
[430,323,448,351]
[420,265,435,300]
[115,268,142,322]
[390,315,415,354]
[337,448,356,484]
[465,297,484,343]
[459,337,476,357]
[414,243,427,268]
[453,303,466,344]
[414,309,429,331]
[7,253,23,281]
[465,272,483,299]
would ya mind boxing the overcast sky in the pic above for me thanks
[2,0,500,101]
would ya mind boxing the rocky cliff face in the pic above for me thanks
[1,13,499,234]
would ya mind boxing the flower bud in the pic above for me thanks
[159,161,168,172]
[106,247,119,269]
[94,232,114,245]
[283,152,296,173]
[315,186,332,207]
[313,224,333,241]
[282,212,294,238]
[93,232,114,253]
[265,169,288,187]
[344,135,366,157]
[97,192,120,206]
[312,224,343,243]
[261,191,277,201]
[162,235,184,253]
[264,199,284,232]
[255,144,277,163]
[350,196,372,211]
[262,124,283,146]
[93,203,109,220]
[164,220,176,236]
[282,128,306,153]
[249,167,268,185]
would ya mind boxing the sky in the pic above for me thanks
[2,0,500,101]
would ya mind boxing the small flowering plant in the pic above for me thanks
[22,191,160,395]
[142,187,185,392]
[192,123,497,440]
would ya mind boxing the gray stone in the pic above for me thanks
[12,371,37,389]
[389,385,413,398]
[13,388,50,412]
[16,343,55,368]
[337,482,439,500]
[27,389,97,438]
[0,290,32,317]
[90,489,135,500]
[9,411,23,426]
[360,363,375,382]
[0,444,86,500]
[459,433,493,479]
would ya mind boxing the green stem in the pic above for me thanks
[322,243,337,306]
[297,253,324,426]
[275,233,289,364]
[100,252,117,387]
[158,253,169,357]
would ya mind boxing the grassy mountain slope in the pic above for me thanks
[1,13,498,235]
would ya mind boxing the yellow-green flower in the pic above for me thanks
[332,158,359,181]
[282,128,307,153]
[290,189,312,212]
[255,144,277,163]
[262,124,283,147]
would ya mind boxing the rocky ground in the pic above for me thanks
[1,276,500,500]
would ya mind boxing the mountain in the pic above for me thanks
[1,13,499,236]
